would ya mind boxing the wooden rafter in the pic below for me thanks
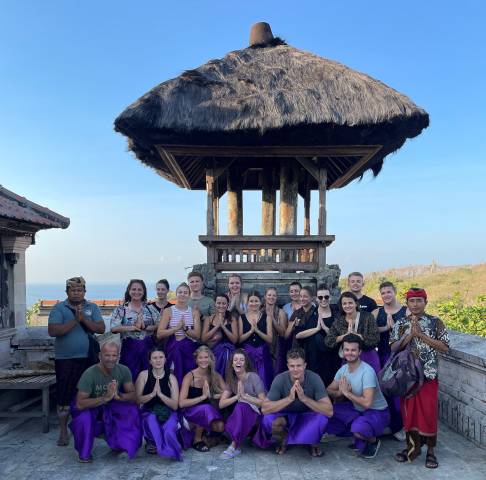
[156,147,191,189]
[296,157,319,181]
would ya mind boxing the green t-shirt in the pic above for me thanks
[188,296,215,317]
[77,364,132,398]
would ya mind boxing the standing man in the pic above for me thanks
[347,272,378,313]
[48,276,105,447]
[254,348,333,457]
[391,288,449,469]
[327,333,390,458]
[70,341,142,463]
[187,271,215,317]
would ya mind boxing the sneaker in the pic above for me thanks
[220,446,241,459]
[393,429,406,442]
[361,439,381,459]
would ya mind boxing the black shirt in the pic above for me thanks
[358,295,378,313]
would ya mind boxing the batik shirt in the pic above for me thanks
[390,314,450,380]
[110,304,160,340]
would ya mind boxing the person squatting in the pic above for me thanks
[48,272,449,469]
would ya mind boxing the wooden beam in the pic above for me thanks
[330,146,383,189]
[156,147,191,189]
[296,157,319,182]
[161,145,382,158]
[227,168,243,235]
[279,160,298,235]
[304,173,311,236]
[206,169,215,235]
[261,167,276,235]
[318,167,327,236]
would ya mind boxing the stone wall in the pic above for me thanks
[438,331,486,449]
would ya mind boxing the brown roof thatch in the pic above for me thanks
[0,185,70,234]
[114,24,428,190]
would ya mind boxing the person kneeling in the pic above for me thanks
[327,333,390,459]
[135,347,182,460]
[254,348,333,457]
[70,341,142,463]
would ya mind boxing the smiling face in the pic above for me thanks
[232,352,247,375]
[99,343,120,370]
[129,282,145,302]
[342,341,361,364]
[341,296,358,315]
[348,275,364,294]
[176,285,190,302]
[215,295,229,314]
[247,294,262,312]
[317,288,331,307]
[289,284,301,302]
[265,289,277,306]
[228,276,241,295]
[196,350,210,369]
[380,286,396,306]
[299,289,312,308]
[188,275,203,294]
[149,350,166,370]
[156,282,168,301]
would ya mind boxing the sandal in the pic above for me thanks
[309,445,323,457]
[192,441,209,452]
[395,449,409,463]
[425,452,438,469]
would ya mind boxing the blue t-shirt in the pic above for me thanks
[48,300,104,359]
[334,361,388,412]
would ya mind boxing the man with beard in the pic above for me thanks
[48,276,105,447]
[69,341,142,463]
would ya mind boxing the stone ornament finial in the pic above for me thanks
[249,22,274,46]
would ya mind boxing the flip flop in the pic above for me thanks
[193,441,209,452]
[309,445,323,457]
[395,449,409,463]
[425,452,439,469]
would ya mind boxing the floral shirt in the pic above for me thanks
[390,313,450,380]
[110,304,160,340]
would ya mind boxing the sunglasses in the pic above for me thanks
[317,295,330,300]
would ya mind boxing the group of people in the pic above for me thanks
[48,271,449,469]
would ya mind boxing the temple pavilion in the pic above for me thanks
[114,23,428,298]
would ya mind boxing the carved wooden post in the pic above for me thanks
[227,168,243,235]
[206,169,216,267]
[279,160,298,235]
[318,166,327,269]
[302,173,311,262]
[261,167,276,235]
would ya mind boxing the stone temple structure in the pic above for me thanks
[114,22,428,300]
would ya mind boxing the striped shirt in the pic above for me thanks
[169,305,194,338]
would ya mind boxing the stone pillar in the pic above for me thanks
[227,168,243,235]
[279,160,298,235]
[261,167,276,235]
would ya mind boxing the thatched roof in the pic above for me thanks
[114,24,429,190]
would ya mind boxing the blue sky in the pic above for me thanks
[1,0,485,285]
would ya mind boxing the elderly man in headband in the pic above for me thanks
[48,276,105,447]
[390,288,449,469]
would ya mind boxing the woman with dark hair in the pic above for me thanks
[110,279,160,381]
[179,346,226,452]
[201,294,238,377]
[135,348,182,460]
[263,287,288,374]
[219,349,266,458]
[238,290,273,390]
[325,291,380,374]
[149,279,171,313]
[294,285,340,386]
[284,286,314,347]
[156,282,201,385]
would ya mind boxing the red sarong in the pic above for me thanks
[400,378,438,436]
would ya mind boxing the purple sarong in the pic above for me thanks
[253,411,328,447]
[327,401,390,453]
[141,410,183,461]
[275,336,292,374]
[70,401,142,460]
[212,341,235,378]
[225,402,260,448]
[360,349,381,375]
[120,336,155,382]
[165,337,197,385]
[181,403,223,445]
[242,343,274,391]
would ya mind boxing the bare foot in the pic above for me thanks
[275,431,288,455]
[57,433,69,446]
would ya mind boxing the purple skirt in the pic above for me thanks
[242,343,274,391]
[165,336,197,385]
[212,341,235,378]
[253,411,328,448]
[275,336,292,374]
[120,336,155,382]
[69,401,142,460]
[360,349,381,375]
[327,401,390,453]
[142,410,183,461]
[180,403,223,446]
[225,402,260,448]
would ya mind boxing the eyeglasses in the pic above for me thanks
[317,295,330,300]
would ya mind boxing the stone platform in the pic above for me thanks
[1,419,485,480]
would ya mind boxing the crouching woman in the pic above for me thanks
[135,347,182,460]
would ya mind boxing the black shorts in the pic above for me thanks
[54,358,89,406]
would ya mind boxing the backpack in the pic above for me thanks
[378,335,424,398]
